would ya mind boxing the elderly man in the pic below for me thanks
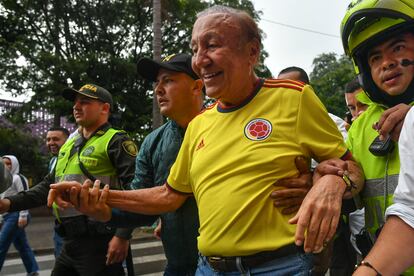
[50,6,363,275]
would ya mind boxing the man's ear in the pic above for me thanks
[102,102,111,114]
[193,79,204,95]
[247,39,260,66]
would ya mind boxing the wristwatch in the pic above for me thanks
[342,171,357,192]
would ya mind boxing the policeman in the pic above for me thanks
[0,84,140,276]
[341,0,414,275]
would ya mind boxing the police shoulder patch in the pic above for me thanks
[122,141,138,157]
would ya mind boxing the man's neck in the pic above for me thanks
[219,76,260,107]
[171,103,203,129]
[174,113,197,129]
[82,122,108,139]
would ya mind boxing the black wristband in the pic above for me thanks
[355,260,382,276]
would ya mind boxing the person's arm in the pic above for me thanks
[355,108,414,275]
[289,86,365,253]
[107,183,188,214]
[270,156,312,215]
[4,172,54,212]
[48,180,189,221]
[314,158,365,198]
[106,133,139,248]
[16,175,29,228]
[107,133,137,189]
[108,209,158,228]
[354,216,414,276]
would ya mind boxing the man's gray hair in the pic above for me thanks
[196,5,262,46]
[197,5,240,18]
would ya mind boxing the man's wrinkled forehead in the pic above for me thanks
[191,13,241,44]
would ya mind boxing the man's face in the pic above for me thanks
[191,14,257,103]
[368,32,414,96]
[46,131,67,156]
[73,95,107,127]
[345,90,368,119]
[155,69,196,118]
[2,158,11,171]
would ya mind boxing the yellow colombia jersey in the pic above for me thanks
[167,78,349,257]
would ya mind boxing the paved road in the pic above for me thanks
[2,237,166,275]
[1,215,167,275]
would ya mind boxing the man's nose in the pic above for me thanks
[382,53,397,70]
[193,49,210,70]
[73,101,81,110]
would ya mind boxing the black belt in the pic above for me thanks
[207,243,301,272]
[55,215,115,238]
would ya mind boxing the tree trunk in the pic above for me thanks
[152,0,163,129]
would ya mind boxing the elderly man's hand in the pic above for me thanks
[374,103,411,142]
[289,174,346,253]
[68,180,113,222]
[47,181,82,208]
[315,159,364,199]
[270,156,312,215]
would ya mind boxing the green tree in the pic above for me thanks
[0,0,154,139]
[152,0,163,129]
[0,118,47,184]
[0,0,270,141]
[310,53,356,117]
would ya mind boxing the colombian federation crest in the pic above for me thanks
[244,118,272,141]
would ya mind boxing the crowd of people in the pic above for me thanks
[1,0,414,275]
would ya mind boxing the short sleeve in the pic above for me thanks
[296,86,348,162]
[166,126,194,194]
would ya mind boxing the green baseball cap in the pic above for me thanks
[63,84,113,108]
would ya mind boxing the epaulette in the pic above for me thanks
[263,79,305,92]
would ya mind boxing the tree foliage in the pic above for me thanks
[309,53,356,118]
[0,118,47,183]
[0,0,270,142]
[0,0,270,180]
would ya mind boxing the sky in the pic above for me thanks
[1,0,351,102]
[252,0,350,77]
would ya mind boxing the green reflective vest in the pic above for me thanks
[55,128,121,217]
[347,93,414,275]
[347,98,399,235]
